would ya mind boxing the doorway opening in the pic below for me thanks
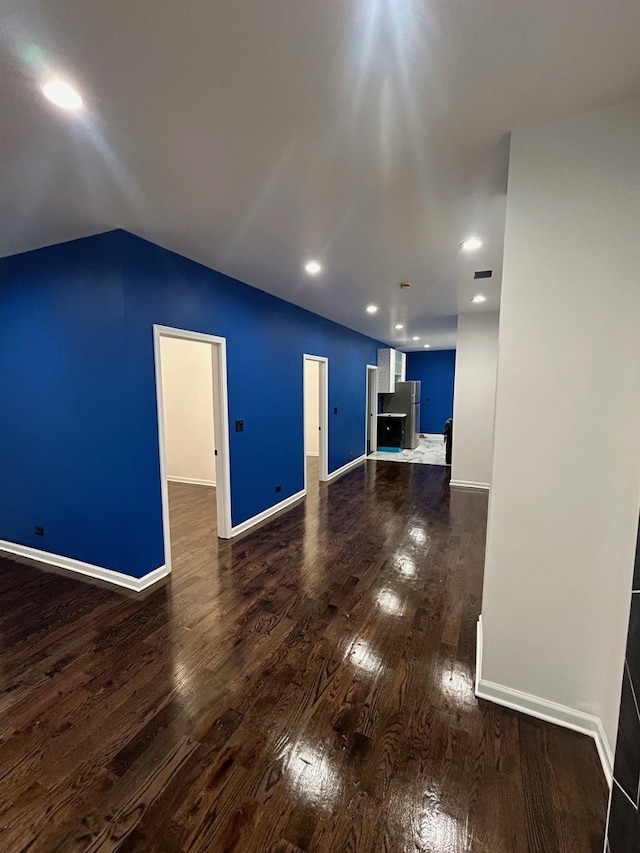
[303,354,328,490]
[366,365,378,455]
[154,326,232,575]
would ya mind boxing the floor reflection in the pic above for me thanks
[0,461,606,850]
[376,587,405,617]
[301,455,326,599]
[439,664,476,709]
[344,636,383,676]
[285,737,341,811]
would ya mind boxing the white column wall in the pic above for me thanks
[451,312,500,489]
[480,99,640,761]
[304,359,320,455]
[160,336,216,485]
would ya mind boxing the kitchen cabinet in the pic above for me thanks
[377,348,406,393]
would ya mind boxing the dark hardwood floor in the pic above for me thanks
[0,460,607,851]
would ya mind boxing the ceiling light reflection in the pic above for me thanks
[376,588,405,617]
[393,555,417,577]
[416,804,460,849]
[286,739,340,810]
[409,526,426,545]
[344,638,382,675]
[172,659,191,694]
[440,666,475,708]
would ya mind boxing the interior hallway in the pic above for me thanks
[0,463,607,851]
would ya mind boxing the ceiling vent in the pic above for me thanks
[474,270,493,279]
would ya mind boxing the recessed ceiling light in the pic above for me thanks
[460,237,483,251]
[423,344,431,349]
[394,323,404,330]
[366,304,378,314]
[412,336,420,341]
[471,294,486,303]
[42,79,83,110]
[304,259,322,276]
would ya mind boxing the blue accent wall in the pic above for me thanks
[0,230,381,578]
[405,349,456,433]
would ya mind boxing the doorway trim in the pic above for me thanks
[303,354,329,489]
[365,364,378,455]
[153,325,233,575]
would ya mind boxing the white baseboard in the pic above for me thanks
[475,617,613,785]
[325,454,366,483]
[0,539,169,593]
[450,479,490,491]
[167,475,216,487]
[230,488,306,537]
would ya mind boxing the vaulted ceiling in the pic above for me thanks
[2,1,639,348]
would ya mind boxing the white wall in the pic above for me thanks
[451,312,499,489]
[304,359,320,455]
[160,336,216,485]
[480,99,640,763]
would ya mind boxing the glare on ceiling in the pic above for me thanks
[366,304,378,314]
[304,259,322,276]
[412,336,420,341]
[394,323,404,330]
[42,79,83,110]
[423,344,431,349]
[460,237,482,251]
[472,294,486,303]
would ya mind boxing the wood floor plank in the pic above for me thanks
[0,461,608,851]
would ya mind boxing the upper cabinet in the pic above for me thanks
[377,348,406,393]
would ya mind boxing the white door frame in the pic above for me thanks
[366,364,378,454]
[153,325,233,574]
[303,354,329,486]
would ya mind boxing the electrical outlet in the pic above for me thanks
[235,420,244,432]
[34,526,44,536]
[275,485,282,493]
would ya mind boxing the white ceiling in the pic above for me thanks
[1,1,639,349]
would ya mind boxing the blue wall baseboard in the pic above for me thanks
[406,349,456,434]
[0,230,382,579]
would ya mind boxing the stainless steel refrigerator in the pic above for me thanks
[381,381,420,449]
